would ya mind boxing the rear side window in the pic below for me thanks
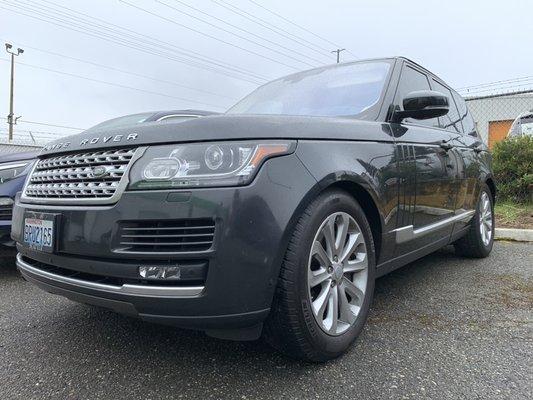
[452,91,477,136]
[431,80,462,133]
[394,66,439,127]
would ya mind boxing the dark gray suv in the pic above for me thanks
[13,57,494,361]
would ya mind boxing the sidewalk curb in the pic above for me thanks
[495,228,533,242]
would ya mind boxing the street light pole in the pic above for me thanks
[5,43,24,142]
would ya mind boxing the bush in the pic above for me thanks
[492,135,533,203]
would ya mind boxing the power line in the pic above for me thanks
[155,0,318,67]
[0,2,263,85]
[209,0,332,59]
[457,75,533,91]
[459,82,533,96]
[36,0,268,81]
[0,117,85,130]
[5,41,239,101]
[244,0,358,58]
[0,58,226,110]
[119,0,302,70]
[5,0,266,83]
[160,0,325,65]
[0,0,267,84]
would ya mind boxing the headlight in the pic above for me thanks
[128,141,295,189]
[0,160,34,184]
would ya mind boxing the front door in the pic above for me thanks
[390,64,460,255]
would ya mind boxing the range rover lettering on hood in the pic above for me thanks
[43,133,138,151]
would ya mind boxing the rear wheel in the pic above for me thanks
[264,189,375,362]
[454,184,494,258]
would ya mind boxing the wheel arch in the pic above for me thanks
[324,180,383,263]
[285,173,384,265]
[485,177,496,203]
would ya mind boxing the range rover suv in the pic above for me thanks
[13,57,495,362]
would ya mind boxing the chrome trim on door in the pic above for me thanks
[16,253,204,297]
[392,210,475,244]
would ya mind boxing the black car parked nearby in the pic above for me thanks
[0,151,38,248]
[12,57,495,361]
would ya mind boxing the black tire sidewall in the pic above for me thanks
[293,191,376,358]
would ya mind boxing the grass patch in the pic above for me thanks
[494,201,533,229]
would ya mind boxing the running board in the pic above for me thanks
[392,210,475,244]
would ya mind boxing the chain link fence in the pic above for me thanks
[465,90,533,206]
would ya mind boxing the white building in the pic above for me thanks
[465,90,533,148]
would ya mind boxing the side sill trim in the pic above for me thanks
[392,210,475,244]
[16,253,204,298]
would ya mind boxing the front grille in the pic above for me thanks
[0,204,12,221]
[117,219,215,253]
[23,148,138,203]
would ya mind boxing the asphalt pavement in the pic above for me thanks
[0,242,531,399]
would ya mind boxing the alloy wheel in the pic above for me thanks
[479,192,493,246]
[307,212,368,336]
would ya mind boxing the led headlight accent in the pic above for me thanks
[129,141,294,189]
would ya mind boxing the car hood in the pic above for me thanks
[40,114,386,156]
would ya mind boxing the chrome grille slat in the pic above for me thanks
[22,148,139,204]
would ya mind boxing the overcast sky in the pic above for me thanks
[1,0,532,142]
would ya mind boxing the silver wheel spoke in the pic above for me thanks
[310,267,330,288]
[313,285,331,317]
[312,241,331,266]
[344,257,367,273]
[338,286,357,324]
[322,218,336,258]
[335,214,350,254]
[340,232,363,263]
[342,277,364,306]
[324,287,339,333]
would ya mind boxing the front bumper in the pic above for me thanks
[0,220,14,246]
[13,154,317,331]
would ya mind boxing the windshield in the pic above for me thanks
[87,112,155,132]
[227,61,391,117]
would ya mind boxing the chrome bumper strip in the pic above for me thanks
[16,253,204,297]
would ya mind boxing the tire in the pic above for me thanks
[264,189,376,362]
[454,183,494,258]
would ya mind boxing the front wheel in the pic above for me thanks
[454,184,494,258]
[264,189,375,362]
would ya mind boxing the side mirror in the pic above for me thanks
[392,90,449,123]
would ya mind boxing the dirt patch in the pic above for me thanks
[477,273,533,310]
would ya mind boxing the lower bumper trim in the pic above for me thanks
[16,253,204,298]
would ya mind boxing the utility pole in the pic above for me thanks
[5,43,24,142]
[331,48,345,64]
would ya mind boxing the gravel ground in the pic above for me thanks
[0,242,531,400]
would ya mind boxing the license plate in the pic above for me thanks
[23,214,56,253]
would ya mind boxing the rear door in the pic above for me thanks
[391,63,460,255]
[448,90,486,234]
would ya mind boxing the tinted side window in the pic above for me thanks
[431,80,462,133]
[394,66,439,127]
[452,91,477,136]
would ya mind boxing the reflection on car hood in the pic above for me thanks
[39,115,387,156]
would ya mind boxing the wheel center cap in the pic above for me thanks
[332,264,344,281]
